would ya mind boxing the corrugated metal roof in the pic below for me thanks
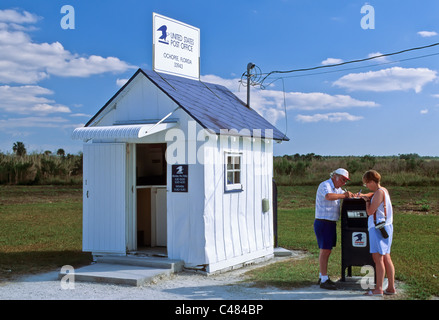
[71,123,176,141]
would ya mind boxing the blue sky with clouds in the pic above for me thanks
[1,0,439,156]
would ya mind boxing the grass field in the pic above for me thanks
[247,185,439,300]
[0,184,438,299]
[0,185,92,281]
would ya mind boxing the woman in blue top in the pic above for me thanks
[361,170,396,296]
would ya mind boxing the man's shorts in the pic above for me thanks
[314,219,337,250]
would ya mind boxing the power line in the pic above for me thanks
[257,42,439,88]
[240,42,439,142]
[262,51,439,87]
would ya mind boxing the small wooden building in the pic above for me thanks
[72,68,289,273]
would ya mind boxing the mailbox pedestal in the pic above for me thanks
[341,198,375,281]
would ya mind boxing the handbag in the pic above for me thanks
[374,189,389,239]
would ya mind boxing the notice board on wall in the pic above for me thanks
[172,164,188,192]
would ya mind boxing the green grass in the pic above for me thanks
[247,185,439,300]
[1,185,438,299]
[392,214,439,299]
[0,186,91,281]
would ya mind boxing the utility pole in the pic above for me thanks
[246,62,255,108]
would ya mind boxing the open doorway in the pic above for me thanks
[136,144,167,253]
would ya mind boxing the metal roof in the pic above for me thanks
[71,123,176,141]
[85,68,289,141]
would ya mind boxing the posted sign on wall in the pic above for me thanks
[172,165,188,192]
[153,13,200,80]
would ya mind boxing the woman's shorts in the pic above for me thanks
[314,219,337,250]
[369,224,393,255]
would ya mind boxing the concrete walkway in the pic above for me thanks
[59,263,173,286]
[58,254,184,286]
[58,248,294,287]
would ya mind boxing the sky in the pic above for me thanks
[0,0,439,157]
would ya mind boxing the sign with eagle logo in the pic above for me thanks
[352,232,367,247]
[153,13,200,80]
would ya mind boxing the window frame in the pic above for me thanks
[224,152,243,192]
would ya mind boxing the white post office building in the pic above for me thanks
[72,68,289,273]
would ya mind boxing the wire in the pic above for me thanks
[240,64,263,87]
[257,41,439,88]
[262,51,439,87]
[239,41,439,142]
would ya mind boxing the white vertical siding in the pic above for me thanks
[203,133,274,271]
[244,138,256,253]
[166,118,206,266]
[167,163,206,265]
[264,140,274,247]
[83,143,126,254]
[203,134,226,263]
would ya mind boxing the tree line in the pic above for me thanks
[0,142,82,185]
[274,153,439,186]
[2,142,438,186]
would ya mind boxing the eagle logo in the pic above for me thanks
[157,25,168,44]
[354,233,363,242]
[175,166,184,174]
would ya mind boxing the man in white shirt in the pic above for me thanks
[314,168,353,290]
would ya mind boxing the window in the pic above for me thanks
[225,153,242,192]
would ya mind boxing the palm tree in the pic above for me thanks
[56,148,66,157]
[12,142,26,157]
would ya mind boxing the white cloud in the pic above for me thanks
[116,78,129,87]
[295,112,363,123]
[48,55,134,78]
[70,113,92,118]
[0,117,83,145]
[0,6,137,140]
[0,116,70,130]
[321,58,343,65]
[418,31,438,37]
[0,9,40,24]
[0,9,135,84]
[0,85,71,114]
[201,74,240,91]
[333,67,437,93]
[283,91,377,110]
[202,74,377,125]
[367,52,390,63]
[420,109,429,114]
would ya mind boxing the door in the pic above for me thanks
[137,188,152,246]
[83,143,127,253]
[136,187,167,248]
[155,188,167,246]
